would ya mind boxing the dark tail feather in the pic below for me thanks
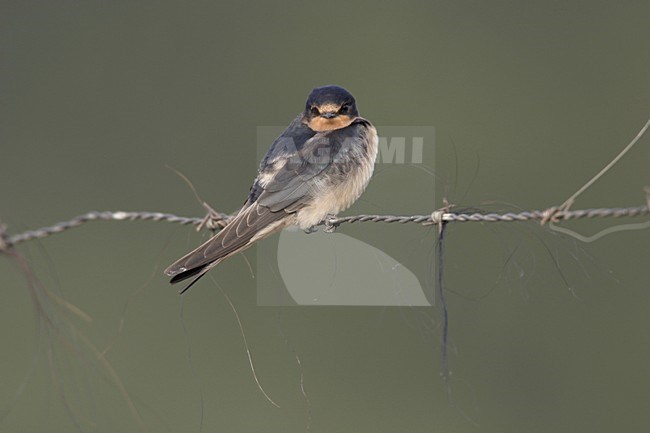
[170,263,212,294]
[178,272,208,295]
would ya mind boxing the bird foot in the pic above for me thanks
[323,214,338,233]
[303,225,319,234]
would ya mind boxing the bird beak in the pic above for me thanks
[321,112,337,119]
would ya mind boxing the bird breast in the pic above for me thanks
[296,123,378,229]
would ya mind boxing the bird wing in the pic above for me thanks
[164,126,339,287]
[164,201,287,286]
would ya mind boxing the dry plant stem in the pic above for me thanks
[546,117,650,222]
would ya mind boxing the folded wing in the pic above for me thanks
[165,130,338,290]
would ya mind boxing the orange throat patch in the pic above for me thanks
[307,115,355,132]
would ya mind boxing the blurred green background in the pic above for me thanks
[1,1,649,432]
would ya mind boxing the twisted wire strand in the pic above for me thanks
[4,212,207,247]
[2,205,648,249]
[323,205,650,229]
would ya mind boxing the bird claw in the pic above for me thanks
[305,214,338,234]
[323,214,338,233]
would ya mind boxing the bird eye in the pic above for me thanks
[339,104,349,114]
[311,107,320,116]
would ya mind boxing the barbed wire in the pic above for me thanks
[2,117,648,253]
[2,204,648,250]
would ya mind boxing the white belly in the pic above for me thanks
[295,124,378,229]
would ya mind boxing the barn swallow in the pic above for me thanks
[164,85,378,293]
